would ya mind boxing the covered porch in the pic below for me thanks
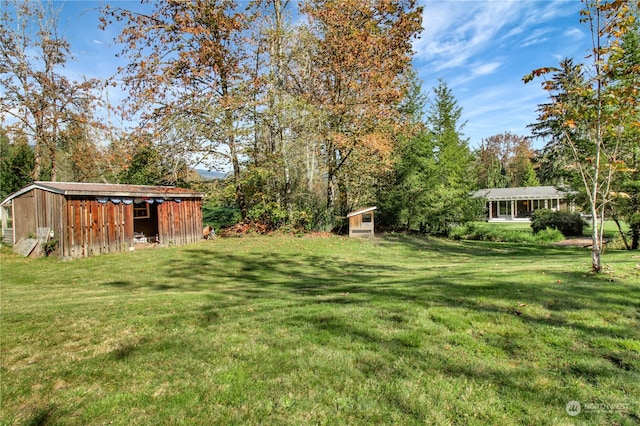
[472,186,573,222]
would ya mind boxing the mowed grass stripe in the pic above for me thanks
[1,235,638,425]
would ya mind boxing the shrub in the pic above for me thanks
[247,202,288,230]
[450,222,564,244]
[202,206,242,230]
[530,210,586,237]
[247,203,314,233]
[533,227,564,243]
[42,239,59,257]
[289,209,313,232]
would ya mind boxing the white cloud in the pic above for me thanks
[473,61,501,76]
[413,0,585,146]
[519,28,550,48]
[415,1,529,71]
[563,27,584,40]
[449,61,502,86]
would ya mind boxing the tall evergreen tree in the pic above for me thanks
[382,79,481,234]
[421,80,479,235]
[375,70,429,230]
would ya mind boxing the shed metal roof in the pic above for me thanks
[472,186,570,201]
[1,181,203,205]
[347,206,377,217]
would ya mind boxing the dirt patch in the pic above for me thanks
[554,237,594,248]
[553,237,615,248]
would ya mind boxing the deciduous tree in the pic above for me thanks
[1,0,102,181]
[525,0,640,271]
[475,132,538,188]
[299,0,423,227]
[101,0,255,217]
[607,18,640,249]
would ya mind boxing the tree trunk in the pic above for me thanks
[32,143,42,181]
[326,170,335,212]
[336,174,349,234]
[590,206,602,273]
[226,104,247,219]
[229,138,247,220]
[282,136,292,215]
[326,143,337,212]
[271,0,292,216]
[49,145,57,182]
[612,215,630,250]
[631,224,639,250]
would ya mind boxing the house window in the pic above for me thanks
[133,202,150,219]
[499,201,511,216]
[362,213,372,223]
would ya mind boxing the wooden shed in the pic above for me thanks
[347,206,376,238]
[1,181,204,259]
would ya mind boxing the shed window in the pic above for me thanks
[133,203,150,219]
[362,213,372,223]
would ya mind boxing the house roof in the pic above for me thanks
[347,206,377,217]
[472,186,570,201]
[1,181,203,205]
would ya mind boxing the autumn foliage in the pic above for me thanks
[98,0,423,230]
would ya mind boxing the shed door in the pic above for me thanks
[13,195,36,241]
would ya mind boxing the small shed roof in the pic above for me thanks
[1,181,203,206]
[347,206,377,217]
[472,186,569,201]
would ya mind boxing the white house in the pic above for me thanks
[472,186,573,222]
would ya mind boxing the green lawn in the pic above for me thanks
[475,219,629,238]
[1,235,639,425]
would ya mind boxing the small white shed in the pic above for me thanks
[347,206,376,238]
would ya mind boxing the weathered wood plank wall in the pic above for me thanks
[157,200,202,246]
[64,198,133,258]
[10,187,202,259]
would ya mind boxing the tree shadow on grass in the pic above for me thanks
[378,233,574,258]
[103,236,639,338]
[94,236,640,423]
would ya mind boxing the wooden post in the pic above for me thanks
[0,205,8,244]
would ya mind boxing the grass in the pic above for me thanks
[450,222,564,244]
[468,219,628,237]
[1,235,639,425]
[454,220,631,248]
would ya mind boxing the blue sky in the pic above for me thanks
[49,1,591,150]
[413,0,589,149]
